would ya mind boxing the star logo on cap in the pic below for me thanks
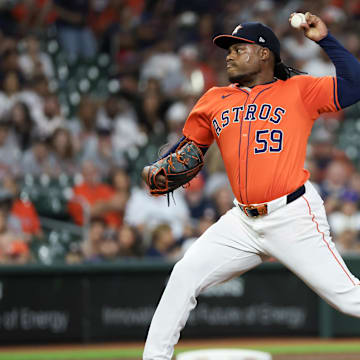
[232,25,243,35]
[258,36,266,43]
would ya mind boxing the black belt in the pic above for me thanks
[286,184,306,204]
[239,184,305,217]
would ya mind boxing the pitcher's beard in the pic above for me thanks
[228,68,261,86]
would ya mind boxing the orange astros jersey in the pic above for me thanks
[183,75,340,205]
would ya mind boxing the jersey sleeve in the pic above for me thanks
[182,90,214,146]
[295,75,341,118]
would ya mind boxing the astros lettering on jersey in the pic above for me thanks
[183,75,340,205]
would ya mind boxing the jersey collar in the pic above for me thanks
[233,78,278,91]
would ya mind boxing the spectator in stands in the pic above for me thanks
[347,172,360,199]
[65,242,83,264]
[11,0,56,32]
[97,95,120,131]
[54,0,97,61]
[80,127,127,178]
[0,34,14,69]
[308,132,338,183]
[0,70,24,118]
[112,21,139,75]
[205,173,234,220]
[9,101,34,151]
[18,34,54,80]
[68,160,125,227]
[96,93,143,155]
[319,160,353,201]
[108,166,131,222]
[97,229,119,262]
[164,101,188,149]
[25,74,50,101]
[117,224,143,258]
[320,1,347,26]
[328,197,360,238]
[89,0,137,60]
[202,145,227,175]
[184,173,216,223]
[81,216,106,262]
[139,79,166,136]
[283,26,320,69]
[324,195,340,217]
[21,134,56,176]
[68,96,98,153]
[135,0,167,50]
[179,211,217,259]
[146,224,180,260]
[4,239,31,264]
[0,45,21,75]
[1,175,42,238]
[0,196,31,264]
[89,0,121,41]
[333,229,360,256]
[302,45,336,77]
[79,166,130,228]
[343,31,360,59]
[212,186,234,220]
[305,158,323,187]
[32,93,65,138]
[17,75,50,129]
[0,119,21,179]
[0,189,23,235]
[178,44,216,96]
[196,212,216,237]
[140,38,183,96]
[125,180,190,242]
[82,218,120,263]
[51,127,78,176]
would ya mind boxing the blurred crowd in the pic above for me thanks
[0,0,359,265]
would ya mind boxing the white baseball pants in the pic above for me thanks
[143,181,360,360]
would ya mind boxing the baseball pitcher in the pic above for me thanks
[142,12,360,360]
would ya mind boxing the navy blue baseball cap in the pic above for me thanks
[213,22,281,63]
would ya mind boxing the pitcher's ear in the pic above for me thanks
[260,47,271,61]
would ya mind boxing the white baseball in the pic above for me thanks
[290,13,306,29]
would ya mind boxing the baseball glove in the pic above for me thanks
[146,140,204,196]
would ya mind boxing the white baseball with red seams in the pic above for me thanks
[143,181,360,360]
[291,13,306,29]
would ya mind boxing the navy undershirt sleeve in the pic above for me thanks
[317,33,360,109]
[156,136,208,161]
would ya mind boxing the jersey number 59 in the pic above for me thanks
[254,129,283,154]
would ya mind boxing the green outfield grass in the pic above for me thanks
[1,343,360,360]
